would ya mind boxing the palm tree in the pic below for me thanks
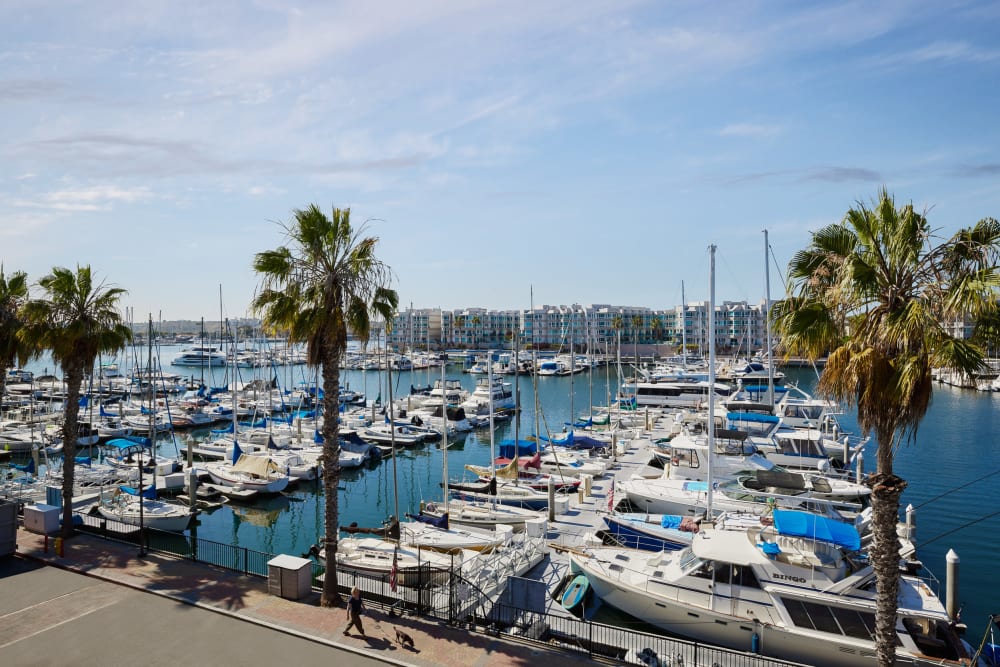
[650,316,664,343]
[252,204,397,608]
[0,267,30,400]
[471,314,482,350]
[454,315,465,347]
[772,188,1000,667]
[631,314,643,366]
[19,266,131,539]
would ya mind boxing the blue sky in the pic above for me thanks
[3,1,999,321]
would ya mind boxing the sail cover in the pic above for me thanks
[232,455,277,477]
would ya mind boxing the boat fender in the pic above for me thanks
[306,544,321,558]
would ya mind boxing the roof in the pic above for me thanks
[691,528,770,566]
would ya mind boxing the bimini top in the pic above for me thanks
[772,509,861,551]
[727,411,780,424]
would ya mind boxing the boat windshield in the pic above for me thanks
[678,549,704,574]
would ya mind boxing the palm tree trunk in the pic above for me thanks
[61,364,83,539]
[867,471,907,667]
[320,340,344,608]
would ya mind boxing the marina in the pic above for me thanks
[3,345,999,665]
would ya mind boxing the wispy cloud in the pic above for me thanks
[954,163,1000,178]
[718,123,781,138]
[13,185,153,211]
[869,40,1000,68]
[803,167,882,183]
[0,79,67,102]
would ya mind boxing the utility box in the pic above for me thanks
[0,499,16,557]
[267,554,313,600]
[24,504,60,535]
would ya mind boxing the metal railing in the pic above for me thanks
[75,520,806,667]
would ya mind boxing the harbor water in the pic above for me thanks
[11,349,999,637]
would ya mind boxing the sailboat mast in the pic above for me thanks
[764,228,775,407]
[707,246,717,517]
[681,280,687,367]
[487,356,496,509]
[530,288,540,448]
[441,359,449,511]
[387,332,398,523]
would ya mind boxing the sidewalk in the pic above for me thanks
[11,527,596,667]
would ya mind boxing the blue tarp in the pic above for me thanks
[566,435,606,450]
[772,509,861,551]
[727,412,780,424]
[498,439,539,459]
[660,515,682,529]
[538,430,574,445]
[406,511,449,529]
[119,483,157,500]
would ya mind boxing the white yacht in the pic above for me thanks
[569,511,980,667]
[461,377,515,413]
[619,379,734,409]
[171,345,227,367]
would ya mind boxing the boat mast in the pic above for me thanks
[707,245,716,517]
[440,357,449,512]
[387,326,399,524]
[681,280,687,368]
[487,357,497,509]
[568,308,575,428]
[764,228,775,407]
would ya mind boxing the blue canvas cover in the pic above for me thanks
[772,509,861,551]
[498,439,538,459]
[727,412,780,424]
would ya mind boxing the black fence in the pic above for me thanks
[76,519,806,667]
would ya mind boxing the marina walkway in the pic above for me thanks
[6,526,598,667]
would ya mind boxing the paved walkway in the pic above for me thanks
[7,527,597,667]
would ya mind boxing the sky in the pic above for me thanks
[2,0,999,321]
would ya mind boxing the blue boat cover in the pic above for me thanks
[568,435,606,450]
[683,481,709,492]
[772,509,861,551]
[405,511,449,529]
[106,438,148,453]
[498,440,538,458]
[660,515,683,529]
[740,385,788,394]
[119,483,157,499]
[727,412,780,424]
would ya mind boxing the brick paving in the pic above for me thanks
[12,527,598,667]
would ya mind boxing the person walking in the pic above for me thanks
[343,586,365,637]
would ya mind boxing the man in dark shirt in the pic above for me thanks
[343,586,365,637]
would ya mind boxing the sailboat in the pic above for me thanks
[428,360,542,529]
[202,320,290,494]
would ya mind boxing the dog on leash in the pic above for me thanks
[395,628,415,649]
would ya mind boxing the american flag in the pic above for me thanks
[389,546,398,592]
[607,482,615,513]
